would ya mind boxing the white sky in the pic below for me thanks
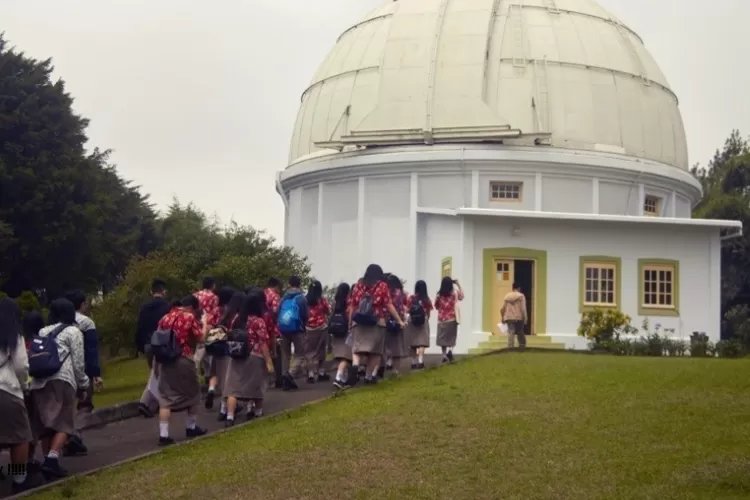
[3,0,749,242]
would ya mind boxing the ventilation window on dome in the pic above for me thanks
[644,195,661,217]
[490,182,522,202]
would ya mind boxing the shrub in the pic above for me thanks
[715,339,746,358]
[15,290,41,313]
[690,332,713,357]
[578,309,636,344]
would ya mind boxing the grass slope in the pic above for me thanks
[93,357,148,408]
[38,353,750,500]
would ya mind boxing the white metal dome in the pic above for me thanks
[288,0,688,170]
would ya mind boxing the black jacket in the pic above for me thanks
[135,297,171,353]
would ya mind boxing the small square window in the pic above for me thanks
[644,195,661,216]
[490,182,522,201]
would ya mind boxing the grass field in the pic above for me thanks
[93,357,148,408]
[39,352,750,499]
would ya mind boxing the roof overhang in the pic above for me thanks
[417,207,743,240]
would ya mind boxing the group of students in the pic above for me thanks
[0,292,103,493]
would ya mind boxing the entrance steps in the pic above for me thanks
[469,334,566,355]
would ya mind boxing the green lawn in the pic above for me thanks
[39,353,750,499]
[93,357,148,408]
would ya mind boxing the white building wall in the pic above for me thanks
[542,176,593,213]
[599,181,640,215]
[363,176,411,280]
[418,175,467,208]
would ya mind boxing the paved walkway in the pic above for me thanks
[0,356,446,498]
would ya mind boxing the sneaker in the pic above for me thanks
[385,364,393,371]
[417,363,425,370]
[40,457,68,479]
[441,357,448,363]
[333,379,345,389]
[447,351,455,362]
[205,390,215,410]
[138,402,155,418]
[185,426,207,438]
[11,473,44,494]
[217,412,227,422]
[63,435,88,457]
[283,374,299,391]
[224,419,235,428]
[317,373,331,382]
[411,363,418,370]
[158,437,175,447]
[307,375,316,384]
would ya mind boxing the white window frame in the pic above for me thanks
[583,262,617,307]
[490,181,522,202]
[644,195,661,217]
[642,264,676,309]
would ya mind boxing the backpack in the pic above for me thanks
[353,288,378,326]
[227,328,251,359]
[205,325,229,356]
[328,312,348,337]
[28,325,68,379]
[278,295,303,335]
[150,320,181,365]
[409,298,426,327]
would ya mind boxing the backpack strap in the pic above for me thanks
[51,324,72,366]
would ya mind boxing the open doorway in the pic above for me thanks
[513,260,534,335]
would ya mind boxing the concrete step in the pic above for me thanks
[469,343,566,355]
[470,335,566,355]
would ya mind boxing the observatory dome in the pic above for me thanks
[288,0,688,170]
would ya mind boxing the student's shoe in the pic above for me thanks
[333,379,346,389]
[204,390,215,410]
[224,419,235,428]
[317,373,331,382]
[40,457,68,479]
[377,367,385,379]
[441,357,448,363]
[11,473,44,494]
[217,412,227,422]
[185,426,208,438]
[417,363,425,370]
[63,435,88,457]
[283,374,299,391]
[307,375,316,384]
[158,437,175,447]
[138,403,155,418]
[385,364,393,371]
[447,351,455,362]
[411,363,418,370]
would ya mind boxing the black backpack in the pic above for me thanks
[328,312,348,337]
[227,328,251,359]
[409,298,426,327]
[28,325,69,379]
[150,320,181,365]
[353,289,378,326]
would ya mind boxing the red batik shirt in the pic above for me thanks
[194,289,220,327]
[406,294,434,316]
[307,298,331,329]
[434,289,464,322]
[246,316,269,358]
[391,289,406,318]
[348,281,392,321]
[264,288,281,341]
[158,308,203,358]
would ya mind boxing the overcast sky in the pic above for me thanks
[4,0,749,242]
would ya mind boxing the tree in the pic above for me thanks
[0,35,158,296]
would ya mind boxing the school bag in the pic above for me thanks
[352,287,378,326]
[328,312,348,337]
[227,328,251,359]
[205,325,228,356]
[28,324,68,379]
[278,295,303,335]
[386,294,404,333]
[409,298,426,327]
[150,320,181,365]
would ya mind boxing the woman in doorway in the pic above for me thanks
[384,274,407,375]
[406,280,433,370]
[330,282,353,388]
[223,288,273,426]
[434,277,464,363]
[304,280,331,383]
[0,298,42,492]
[348,264,406,384]
[205,288,243,421]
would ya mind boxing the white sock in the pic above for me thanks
[159,422,169,438]
[227,411,235,421]
[47,450,59,460]
[418,354,424,363]
[186,415,197,430]
[371,368,378,377]
[220,401,227,414]
[318,368,326,376]
[308,371,315,378]
[208,385,215,393]
[12,471,27,484]
[336,368,345,380]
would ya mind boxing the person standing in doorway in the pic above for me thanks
[277,276,309,391]
[135,279,171,418]
[501,283,528,351]
[434,277,464,363]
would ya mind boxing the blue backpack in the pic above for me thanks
[278,295,303,335]
[28,324,69,379]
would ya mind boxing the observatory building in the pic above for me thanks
[277,0,741,352]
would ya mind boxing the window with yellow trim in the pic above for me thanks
[642,264,675,308]
[583,263,617,307]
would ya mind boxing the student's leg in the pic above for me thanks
[10,442,29,484]
[290,333,305,378]
[417,347,426,365]
[158,407,171,442]
[366,354,381,381]
[226,396,238,423]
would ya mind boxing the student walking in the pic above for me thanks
[223,289,274,426]
[384,274,407,375]
[28,298,90,478]
[406,280,433,370]
[205,288,242,421]
[264,278,283,388]
[329,283,353,388]
[0,298,42,493]
[154,296,207,446]
[277,276,309,391]
[348,264,405,384]
[501,283,528,350]
[135,279,171,418]
[435,277,464,363]
[304,280,331,383]
[194,277,220,383]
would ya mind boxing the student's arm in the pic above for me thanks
[68,328,90,390]
[522,296,529,325]
[13,336,29,392]
[455,283,465,301]
[297,295,309,326]
[79,317,102,380]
